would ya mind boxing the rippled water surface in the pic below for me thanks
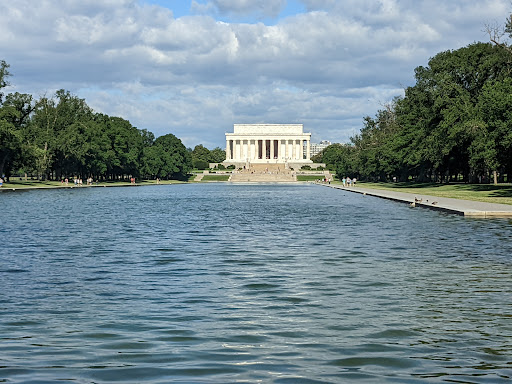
[1,183,512,383]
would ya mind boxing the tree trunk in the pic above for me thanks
[493,170,498,185]
[0,153,6,178]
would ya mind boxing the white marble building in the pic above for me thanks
[223,124,313,167]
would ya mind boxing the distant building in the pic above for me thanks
[308,140,332,158]
[224,124,313,168]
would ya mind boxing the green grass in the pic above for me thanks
[337,181,512,205]
[201,174,231,182]
[297,175,326,182]
[1,180,65,188]
[1,179,188,189]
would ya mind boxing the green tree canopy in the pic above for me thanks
[143,133,191,179]
[329,40,512,184]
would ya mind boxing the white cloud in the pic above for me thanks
[0,0,510,147]
[299,0,337,11]
[195,0,287,18]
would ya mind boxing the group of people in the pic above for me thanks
[342,177,356,187]
[60,177,94,186]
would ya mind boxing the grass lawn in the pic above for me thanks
[0,179,188,189]
[336,181,512,205]
[201,174,231,182]
[1,180,67,189]
[297,175,326,182]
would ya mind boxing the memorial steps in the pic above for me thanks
[229,164,297,182]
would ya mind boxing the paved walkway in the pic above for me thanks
[322,184,512,218]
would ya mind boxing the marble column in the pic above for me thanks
[306,139,311,160]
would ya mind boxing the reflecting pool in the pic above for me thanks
[1,183,511,383]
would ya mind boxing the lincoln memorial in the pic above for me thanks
[223,124,313,168]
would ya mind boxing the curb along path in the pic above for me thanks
[321,184,512,218]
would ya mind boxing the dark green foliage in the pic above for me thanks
[310,153,323,163]
[193,159,209,170]
[330,39,512,184]
[143,133,192,180]
[209,147,226,163]
[0,62,191,181]
[192,144,210,164]
[191,145,226,167]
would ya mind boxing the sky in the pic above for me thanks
[0,0,509,149]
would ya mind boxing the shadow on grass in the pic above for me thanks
[371,182,441,189]
[6,180,58,186]
[371,182,512,197]
[459,184,512,198]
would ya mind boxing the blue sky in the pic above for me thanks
[141,0,307,23]
[140,0,191,18]
[1,0,510,148]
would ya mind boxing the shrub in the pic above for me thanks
[193,159,209,170]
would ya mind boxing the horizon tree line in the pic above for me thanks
[0,63,227,182]
[315,15,512,185]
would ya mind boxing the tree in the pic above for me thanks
[0,60,10,103]
[474,78,512,184]
[310,152,323,163]
[0,61,195,182]
[333,145,356,179]
[209,147,226,163]
[320,144,345,170]
[192,144,211,169]
[143,134,191,179]
[0,93,36,178]
[0,114,21,178]
[141,145,164,179]
[0,65,30,179]
[27,90,94,179]
[486,13,512,57]
[325,40,511,184]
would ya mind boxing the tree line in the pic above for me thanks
[0,62,198,181]
[190,144,226,170]
[315,16,512,184]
